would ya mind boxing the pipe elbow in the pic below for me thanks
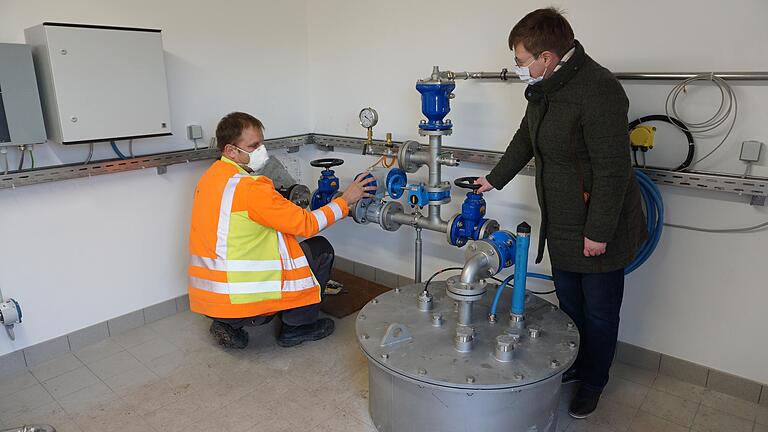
[460,252,490,285]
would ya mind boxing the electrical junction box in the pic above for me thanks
[187,124,203,140]
[24,23,172,145]
[740,140,763,162]
[0,44,47,147]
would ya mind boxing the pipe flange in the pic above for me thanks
[478,218,500,239]
[398,140,423,173]
[380,201,404,232]
[445,276,487,302]
[351,199,372,224]
[418,128,453,137]
[465,241,502,275]
[445,213,461,244]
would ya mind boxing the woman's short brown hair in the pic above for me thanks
[215,112,264,151]
[508,8,574,57]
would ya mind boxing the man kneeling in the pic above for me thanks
[187,112,374,348]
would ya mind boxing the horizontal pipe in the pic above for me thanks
[440,69,768,82]
[389,209,449,233]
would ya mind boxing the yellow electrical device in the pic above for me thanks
[630,125,656,151]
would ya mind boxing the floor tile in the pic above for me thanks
[566,419,616,432]
[57,382,116,415]
[126,337,179,364]
[654,373,708,402]
[110,326,160,349]
[691,404,753,432]
[640,388,699,427]
[30,353,83,382]
[42,367,101,400]
[0,384,55,419]
[0,371,39,400]
[4,401,76,431]
[587,398,638,432]
[87,351,142,381]
[604,377,651,409]
[629,411,690,432]
[700,389,758,421]
[757,404,768,426]
[102,365,159,395]
[611,362,658,387]
[73,339,124,365]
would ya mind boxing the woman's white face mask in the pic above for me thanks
[234,145,269,173]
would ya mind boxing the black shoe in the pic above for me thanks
[277,318,335,347]
[562,367,582,384]
[209,321,249,349]
[569,387,601,419]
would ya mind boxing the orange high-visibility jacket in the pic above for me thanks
[188,157,348,318]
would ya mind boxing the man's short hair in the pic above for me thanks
[508,8,574,57]
[215,112,265,151]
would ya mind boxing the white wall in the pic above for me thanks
[305,0,768,383]
[0,0,310,356]
[2,0,767,385]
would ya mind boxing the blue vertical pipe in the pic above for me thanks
[511,222,531,316]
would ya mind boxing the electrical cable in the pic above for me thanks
[110,140,127,159]
[128,139,135,158]
[628,114,695,171]
[665,220,768,233]
[29,146,35,169]
[423,267,462,294]
[2,150,9,175]
[84,143,94,165]
[17,147,25,170]
[664,73,738,168]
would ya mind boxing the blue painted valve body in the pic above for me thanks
[449,192,490,247]
[386,168,407,199]
[416,81,455,131]
[310,169,340,210]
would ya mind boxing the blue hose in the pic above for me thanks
[490,169,664,317]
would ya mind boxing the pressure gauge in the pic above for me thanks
[359,107,379,128]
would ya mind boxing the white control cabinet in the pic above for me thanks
[25,23,172,145]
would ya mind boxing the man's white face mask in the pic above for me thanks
[234,145,269,173]
[514,55,544,85]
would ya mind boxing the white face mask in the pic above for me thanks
[514,56,544,85]
[234,145,269,173]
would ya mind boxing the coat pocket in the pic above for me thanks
[546,223,585,264]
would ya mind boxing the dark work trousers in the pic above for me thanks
[212,236,335,328]
[552,267,625,393]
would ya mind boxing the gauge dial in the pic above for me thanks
[359,107,379,128]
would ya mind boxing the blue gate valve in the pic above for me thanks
[386,168,408,199]
[309,158,344,210]
[448,177,500,247]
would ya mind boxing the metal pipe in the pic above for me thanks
[460,253,490,285]
[613,72,768,81]
[1,426,56,432]
[389,209,449,233]
[428,135,441,187]
[415,228,423,283]
[457,301,473,326]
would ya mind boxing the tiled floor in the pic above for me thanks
[0,310,766,432]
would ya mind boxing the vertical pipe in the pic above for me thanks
[414,228,423,283]
[428,134,442,223]
[457,301,473,326]
[511,222,532,316]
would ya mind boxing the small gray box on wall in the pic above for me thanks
[0,43,46,147]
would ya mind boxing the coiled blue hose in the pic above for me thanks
[489,169,663,316]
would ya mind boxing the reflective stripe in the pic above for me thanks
[190,255,282,272]
[311,208,328,231]
[215,176,243,259]
[282,255,309,271]
[189,276,282,294]
[328,201,344,221]
[282,276,318,292]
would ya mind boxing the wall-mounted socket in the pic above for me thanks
[186,124,203,140]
